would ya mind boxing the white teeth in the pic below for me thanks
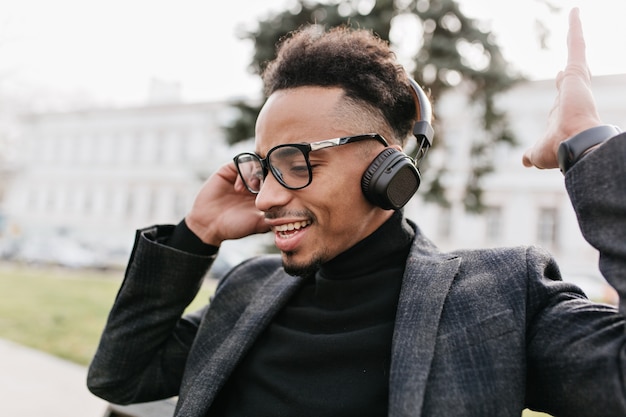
[275,221,310,232]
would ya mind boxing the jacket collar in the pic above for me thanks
[388,231,461,417]
[176,266,304,416]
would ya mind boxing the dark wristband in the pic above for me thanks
[557,125,621,174]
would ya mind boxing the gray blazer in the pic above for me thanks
[88,134,626,416]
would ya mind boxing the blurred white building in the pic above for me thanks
[1,100,243,266]
[0,112,19,238]
[0,74,624,300]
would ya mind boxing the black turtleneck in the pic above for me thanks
[208,211,415,417]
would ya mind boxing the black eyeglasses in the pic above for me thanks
[233,133,388,194]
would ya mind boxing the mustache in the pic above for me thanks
[264,209,316,222]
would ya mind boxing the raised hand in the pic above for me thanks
[522,7,603,169]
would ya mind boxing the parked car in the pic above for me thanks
[9,236,105,269]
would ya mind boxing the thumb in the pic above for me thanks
[522,148,533,167]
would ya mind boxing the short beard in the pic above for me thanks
[282,252,322,279]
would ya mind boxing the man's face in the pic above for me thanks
[254,86,394,276]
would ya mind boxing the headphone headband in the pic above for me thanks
[409,77,435,147]
[407,78,434,167]
[408,78,432,125]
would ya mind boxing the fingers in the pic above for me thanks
[521,145,552,170]
[521,150,532,168]
[564,7,590,81]
[567,8,585,67]
[522,8,593,170]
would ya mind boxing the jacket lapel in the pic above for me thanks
[388,235,460,417]
[177,226,459,417]
[176,268,303,416]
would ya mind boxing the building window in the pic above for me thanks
[83,190,93,216]
[146,188,157,220]
[174,190,189,220]
[537,207,558,247]
[154,131,165,163]
[484,206,502,242]
[125,191,135,217]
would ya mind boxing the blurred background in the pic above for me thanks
[1,0,623,296]
[0,1,624,415]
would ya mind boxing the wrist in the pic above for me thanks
[557,125,621,174]
[167,219,219,256]
[185,216,223,247]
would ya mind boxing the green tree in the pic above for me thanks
[225,0,524,211]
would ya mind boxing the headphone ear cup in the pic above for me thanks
[361,148,421,210]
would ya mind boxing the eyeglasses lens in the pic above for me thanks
[268,146,310,190]
[236,154,264,193]
[235,145,312,193]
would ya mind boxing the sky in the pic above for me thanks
[0,0,625,109]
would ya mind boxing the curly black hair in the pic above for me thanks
[262,24,418,145]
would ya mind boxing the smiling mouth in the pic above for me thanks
[274,220,311,237]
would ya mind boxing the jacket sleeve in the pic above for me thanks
[525,133,626,416]
[566,133,626,314]
[86,225,216,404]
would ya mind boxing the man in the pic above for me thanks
[88,8,626,416]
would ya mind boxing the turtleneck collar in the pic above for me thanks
[318,210,415,280]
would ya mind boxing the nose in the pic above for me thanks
[255,170,292,212]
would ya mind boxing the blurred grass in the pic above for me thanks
[0,262,214,366]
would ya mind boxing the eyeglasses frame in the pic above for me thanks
[233,133,389,194]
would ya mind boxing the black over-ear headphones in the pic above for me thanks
[360,78,434,210]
